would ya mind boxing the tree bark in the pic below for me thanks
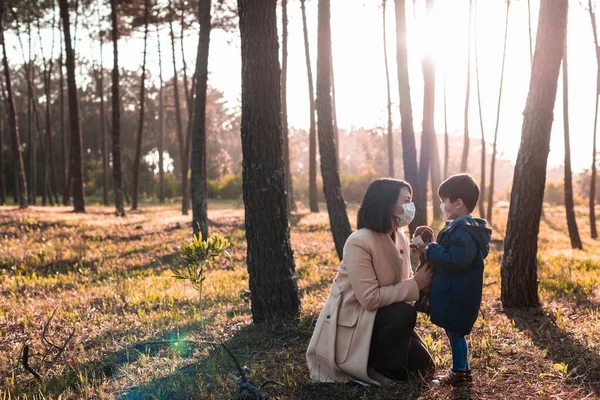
[132,0,150,211]
[282,0,296,212]
[562,34,583,250]
[527,0,533,67]
[169,2,189,215]
[110,0,124,216]
[30,65,50,206]
[59,0,85,212]
[394,0,418,232]
[17,21,49,205]
[0,9,27,208]
[96,0,109,206]
[383,0,394,178]
[414,0,435,228]
[0,82,6,205]
[300,0,318,213]
[180,0,194,200]
[237,0,300,322]
[588,0,599,239]
[460,0,472,173]
[180,0,192,113]
[317,0,352,260]
[157,24,165,204]
[475,0,486,219]
[501,0,567,308]
[425,0,442,221]
[25,22,36,205]
[443,71,448,180]
[59,20,70,206]
[191,0,211,239]
[331,51,339,168]
[486,0,510,225]
[38,15,59,206]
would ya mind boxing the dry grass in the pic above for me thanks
[0,201,599,399]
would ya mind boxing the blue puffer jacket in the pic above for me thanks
[424,216,492,336]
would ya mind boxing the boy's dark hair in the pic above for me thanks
[357,178,412,233]
[438,173,480,213]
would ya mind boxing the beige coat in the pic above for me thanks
[306,228,420,384]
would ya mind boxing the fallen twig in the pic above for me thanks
[22,345,42,382]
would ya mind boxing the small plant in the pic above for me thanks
[172,233,231,325]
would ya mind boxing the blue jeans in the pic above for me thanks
[446,330,469,371]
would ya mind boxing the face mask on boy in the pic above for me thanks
[394,202,415,228]
[440,202,461,220]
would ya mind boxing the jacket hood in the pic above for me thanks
[455,217,492,259]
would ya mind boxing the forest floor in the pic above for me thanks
[0,201,599,399]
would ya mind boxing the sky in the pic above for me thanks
[5,0,600,173]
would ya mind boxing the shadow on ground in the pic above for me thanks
[506,307,600,397]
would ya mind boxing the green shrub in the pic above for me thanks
[208,173,242,199]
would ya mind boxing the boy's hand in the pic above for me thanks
[410,226,434,250]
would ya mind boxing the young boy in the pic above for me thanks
[420,174,491,387]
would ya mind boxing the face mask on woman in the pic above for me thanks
[394,202,415,228]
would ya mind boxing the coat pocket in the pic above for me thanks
[334,309,360,364]
[315,318,331,359]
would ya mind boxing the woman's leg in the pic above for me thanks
[368,302,434,381]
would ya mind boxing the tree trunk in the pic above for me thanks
[475,0,486,219]
[59,21,70,206]
[395,0,418,231]
[18,22,36,205]
[383,0,394,177]
[180,0,194,201]
[430,133,442,219]
[0,15,28,208]
[527,0,533,67]
[110,0,124,216]
[282,0,296,212]
[157,24,165,204]
[317,0,352,260]
[414,0,435,228]
[191,0,211,239]
[300,0,318,213]
[460,0,472,173]
[31,65,50,206]
[426,0,441,221]
[238,0,300,322]
[501,0,567,308]
[588,0,599,239]
[59,0,85,212]
[97,0,109,206]
[26,23,36,205]
[486,0,510,225]
[0,88,6,205]
[443,71,448,180]
[169,3,189,215]
[562,35,583,250]
[179,0,192,117]
[38,16,59,206]
[131,0,150,211]
[331,51,340,169]
[17,24,49,206]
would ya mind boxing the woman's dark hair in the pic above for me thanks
[357,178,413,233]
[438,173,480,213]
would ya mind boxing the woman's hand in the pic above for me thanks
[413,262,433,290]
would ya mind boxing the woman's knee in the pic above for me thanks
[375,302,417,333]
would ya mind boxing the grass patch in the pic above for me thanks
[0,203,599,398]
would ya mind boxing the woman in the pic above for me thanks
[306,178,434,385]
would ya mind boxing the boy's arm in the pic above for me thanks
[424,229,477,272]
